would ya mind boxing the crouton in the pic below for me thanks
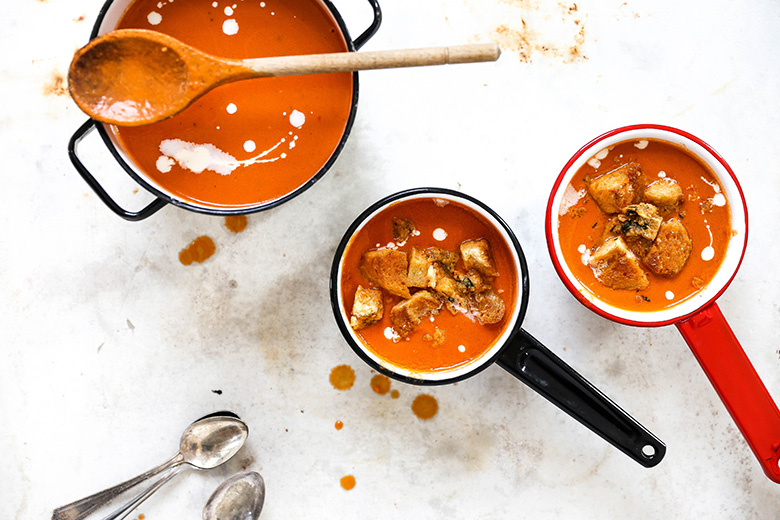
[616,203,663,241]
[460,238,499,277]
[425,247,459,273]
[468,287,506,325]
[429,264,469,309]
[587,162,641,214]
[359,249,411,298]
[349,285,384,330]
[589,236,649,290]
[390,290,442,337]
[644,218,692,277]
[392,217,416,243]
[644,179,684,212]
[406,247,431,288]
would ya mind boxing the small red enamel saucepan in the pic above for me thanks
[546,124,780,483]
[331,188,665,467]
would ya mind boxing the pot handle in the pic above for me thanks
[352,0,382,50]
[676,302,780,483]
[497,328,666,467]
[68,119,168,221]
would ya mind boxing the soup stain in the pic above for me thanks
[179,235,216,265]
[329,365,355,390]
[340,475,356,490]
[391,390,400,399]
[224,215,248,233]
[334,420,344,430]
[412,394,438,420]
[370,374,391,395]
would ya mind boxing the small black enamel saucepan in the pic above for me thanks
[330,188,665,467]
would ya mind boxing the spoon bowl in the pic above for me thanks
[203,472,265,520]
[68,28,500,126]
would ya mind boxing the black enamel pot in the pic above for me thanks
[330,188,666,467]
[68,0,382,221]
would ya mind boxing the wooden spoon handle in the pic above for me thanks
[241,43,501,77]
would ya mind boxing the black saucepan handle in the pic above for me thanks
[68,119,168,221]
[497,328,666,467]
[352,0,382,50]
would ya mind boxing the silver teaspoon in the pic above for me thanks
[203,472,265,520]
[52,413,249,520]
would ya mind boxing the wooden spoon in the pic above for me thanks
[68,28,501,127]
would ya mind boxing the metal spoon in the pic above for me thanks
[52,412,249,520]
[68,28,501,127]
[203,472,265,520]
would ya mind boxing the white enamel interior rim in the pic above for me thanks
[337,192,525,382]
[548,127,747,325]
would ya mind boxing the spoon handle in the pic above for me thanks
[241,43,501,77]
[100,466,186,520]
[51,453,183,520]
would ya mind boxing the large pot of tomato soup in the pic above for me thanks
[68,0,382,220]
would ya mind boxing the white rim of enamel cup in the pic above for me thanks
[546,125,748,327]
[336,190,525,383]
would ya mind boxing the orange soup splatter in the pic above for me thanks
[110,0,353,209]
[340,197,518,374]
[225,215,248,233]
[340,475,356,490]
[329,365,355,390]
[370,374,391,395]
[390,390,400,399]
[334,420,344,430]
[557,139,732,312]
[412,394,438,420]
[179,235,215,265]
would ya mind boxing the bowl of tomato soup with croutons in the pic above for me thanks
[547,125,745,326]
[69,0,381,219]
[331,188,527,384]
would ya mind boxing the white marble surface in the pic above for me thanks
[3,0,780,518]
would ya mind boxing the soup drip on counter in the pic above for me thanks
[411,394,438,420]
[179,235,216,265]
[329,364,356,390]
[110,0,353,209]
[224,215,248,233]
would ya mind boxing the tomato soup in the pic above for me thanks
[340,197,519,374]
[110,0,353,209]
[557,139,732,312]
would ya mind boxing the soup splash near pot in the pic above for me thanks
[69,0,382,220]
[331,188,666,467]
[546,124,780,483]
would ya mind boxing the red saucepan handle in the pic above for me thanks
[676,302,780,483]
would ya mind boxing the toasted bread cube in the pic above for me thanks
[392,217,416,243]
[406,247,432,288]
[587,162,640,214]
[468,287,506,325]
[390,290,442,337]
[425,247,459,273]
[644,218,692,277]
[617,203,663,241]
[349,285,384,330]
[359,249,411,298]
[589,236,649,290]
[460,239,499,277]
[644,179,684,212]
[429,264,469,309]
